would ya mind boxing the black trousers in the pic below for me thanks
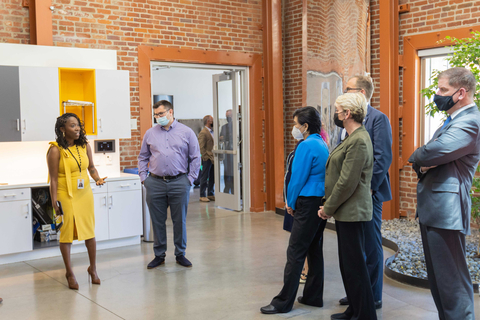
[336,220,377,320]
[271,196,327,312]
[420,223,474,320]
[200,159,214,197]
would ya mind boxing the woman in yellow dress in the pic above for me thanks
[47,113,106,290]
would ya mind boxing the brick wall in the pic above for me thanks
[282,0,304,155]
[370,0,480,218]
[0,0,263,169]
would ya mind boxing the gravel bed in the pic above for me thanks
[382,219,480,284]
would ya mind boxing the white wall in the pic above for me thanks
[0,139,122,185]
[151,67,229,119]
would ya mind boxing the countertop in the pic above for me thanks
[0,173,140,190]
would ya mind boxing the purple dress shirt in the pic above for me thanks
[138,120,201,184]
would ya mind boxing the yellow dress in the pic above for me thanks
[48,142,95,243]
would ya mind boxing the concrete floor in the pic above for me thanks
[0,189,478,320]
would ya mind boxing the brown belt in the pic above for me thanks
[150,172,185,181]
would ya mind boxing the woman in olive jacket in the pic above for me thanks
[318,92,377,320]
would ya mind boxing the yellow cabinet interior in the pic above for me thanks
[59,68,96,135]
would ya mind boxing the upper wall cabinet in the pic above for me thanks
[0,66,59,142]
[0,65,131,142]
[0,66,22,142]
[96,70,131,139]
[19,67,60,141]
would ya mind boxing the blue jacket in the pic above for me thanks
[287,134,329,210]
[337,105,392,202]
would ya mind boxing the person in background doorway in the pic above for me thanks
[219,109,234,194]
[336,75,392,310]
[261,106,329,315]
[198,115,215,202]
[409,67,479,320]
[319,93,377,320]
[139,100,201,269]
[47,113,106,290]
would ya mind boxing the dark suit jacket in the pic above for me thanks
[337,104,393,202]
[198,127,214,162]
[409,106,480,235]
[325,126,373,221]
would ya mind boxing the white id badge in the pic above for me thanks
[77,179,85,189]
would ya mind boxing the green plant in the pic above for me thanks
[420,31,480,255]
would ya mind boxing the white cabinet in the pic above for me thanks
[0,188,32,255]
[91,183,109,242]
[108,180,142,240]
[90,179,142,241]
[18,67,60,141]
[95,69,131,139]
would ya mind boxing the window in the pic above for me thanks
[419,47,452,145]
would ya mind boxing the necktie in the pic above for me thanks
[441,116,452,130]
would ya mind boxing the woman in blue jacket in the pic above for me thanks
[261,106,329,314]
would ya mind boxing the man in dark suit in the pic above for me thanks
[337,75,392,309]
[198,115,215,202]
[409,67,480,320]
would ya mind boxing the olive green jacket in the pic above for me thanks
[324,126,373,222]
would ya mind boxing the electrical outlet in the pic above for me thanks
[130,118,138,130]
[105,154,113,165]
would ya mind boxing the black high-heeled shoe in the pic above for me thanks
[87,267,101,285]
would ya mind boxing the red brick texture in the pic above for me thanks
[283,0,304,155]
[0,0,263,169]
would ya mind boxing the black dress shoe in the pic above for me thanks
[375,300,382,309]
[339,296,349,305]
[176,255,192,267]
[331,312,352,320]
[260,304,280,314]
[147,256,165,269]
[297,296,323,307]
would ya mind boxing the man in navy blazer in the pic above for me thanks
[409,67,479,320]
[337,75,392,309]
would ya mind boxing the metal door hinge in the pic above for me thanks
[399,4,410,13]
[398,55,404,68]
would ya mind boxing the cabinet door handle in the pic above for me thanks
[99,118,102,132]
[109,195,113,207]
[102,196,107,206]
[16,119,20,131]
[120,184,130,188]
[25,203,29,218]
[23,119,27,131]
[3,194,16,198]
[92,105,95,133]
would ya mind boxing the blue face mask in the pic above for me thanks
[156,116,170,126]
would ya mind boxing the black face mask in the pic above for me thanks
[433,89,460,112]
[334,113,344,128]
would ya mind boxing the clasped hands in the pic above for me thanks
[318,206,330,220]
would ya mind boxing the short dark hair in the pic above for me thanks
[293,106,321,135]
[153,100,173,111]
[203,115,212,125]
[438,67,476,97]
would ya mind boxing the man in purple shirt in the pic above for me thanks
[138,100,201,269]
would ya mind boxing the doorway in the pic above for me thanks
[149,62,249,212]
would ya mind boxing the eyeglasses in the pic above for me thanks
[153,110,168,118]
[343,87,362,93]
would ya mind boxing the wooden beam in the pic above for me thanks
[379,0,399,220]
[28,0,53,45]
[263,0,285,211]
